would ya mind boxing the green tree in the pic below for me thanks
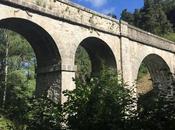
[75,46,91,81]
[107,13,117,19]
[0,29,36,129]
[134,95,175,130]
[160,0,175,30]
[26,96,63,130]
[121,9,134,25]
[0,29,35,106]
[133,9,143,28]
[121,0,173,35]
[141,0,172,35]
[63,68,135,130]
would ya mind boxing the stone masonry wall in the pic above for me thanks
[2,0,120,35]
[2,0,175,53]
[1,0,175,102]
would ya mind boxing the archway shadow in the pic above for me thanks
[136,54,174,111]
[0,18,62,103]
[75,37,117,78]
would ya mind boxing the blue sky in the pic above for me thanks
[72,0,144,18]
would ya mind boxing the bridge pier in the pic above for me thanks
[35,64,61,103]
[35,63,76,103]
[61,64,76,103]
[120,21,137,93]
[1,0,175,105]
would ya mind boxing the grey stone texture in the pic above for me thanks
[0,0,175,102]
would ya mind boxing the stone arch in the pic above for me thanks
[136,54,173,97]
[75,37,117,76]
[0,18,62,102]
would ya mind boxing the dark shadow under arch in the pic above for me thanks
[140,54,172,89]
[0,18,61,102]
[75,37,117,76]
[137,54,173,108]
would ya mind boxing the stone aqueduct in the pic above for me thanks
[0,0,175,102]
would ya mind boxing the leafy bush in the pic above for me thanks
[63,68,135,130]
[26,96,63,130]
[133,97,175,130]
[0,115,15,130]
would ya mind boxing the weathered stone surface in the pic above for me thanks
[0,0,175,102]
[1,0,120,35]
[128,24,175,53]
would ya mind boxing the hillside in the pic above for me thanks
[121,0,175,95]
[164,32,175,42]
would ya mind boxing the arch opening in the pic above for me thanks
[75,37,117,78]
[0,28,36,107]
[0,18,62,103]
[136,54,173,109]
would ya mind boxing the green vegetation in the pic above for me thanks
[121,0,175,84]
[75,46,91,79]
[121,0,175,36]
[0,116,14,130]
[63,67,134,130]
[137,63,149,79]
[0,0,175,129]
[164,32,175,42]
[0,29,36,130]
[26,96,62,130]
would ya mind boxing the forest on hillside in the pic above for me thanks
[120,0,175,97]
[0,0,175,130]
[121,0,175,41]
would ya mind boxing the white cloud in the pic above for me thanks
[86,0,107,7]
[102,7,116,14]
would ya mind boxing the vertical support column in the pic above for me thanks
[61,64,76,103]
[35,63,76,104]
[120,21,132,85]
[120,20,137,97]
[35,64,61,103]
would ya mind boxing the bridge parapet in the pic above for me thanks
[1,0,175,53]
[120,21,175,53]
[1,0,120,35]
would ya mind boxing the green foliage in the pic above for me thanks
[0,5,175,128]
[26,96,63,130]
[163,32,175,42]
[121,9,134,25]
[137,63,149,79]
[107,13,117,19]
[1,96,63,130]
[63,68,135,130]
[0,29,36,129]
[121,0,173,35]
[4,70,34,118]
[159,0,175,30]
[0,29,64,130]
[135,97,175,130]
[75,46,91,79]
[0,116,15,130]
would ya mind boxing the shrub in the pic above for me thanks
[63,68,135,130]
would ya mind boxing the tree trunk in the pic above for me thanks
[2,32,9,108]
